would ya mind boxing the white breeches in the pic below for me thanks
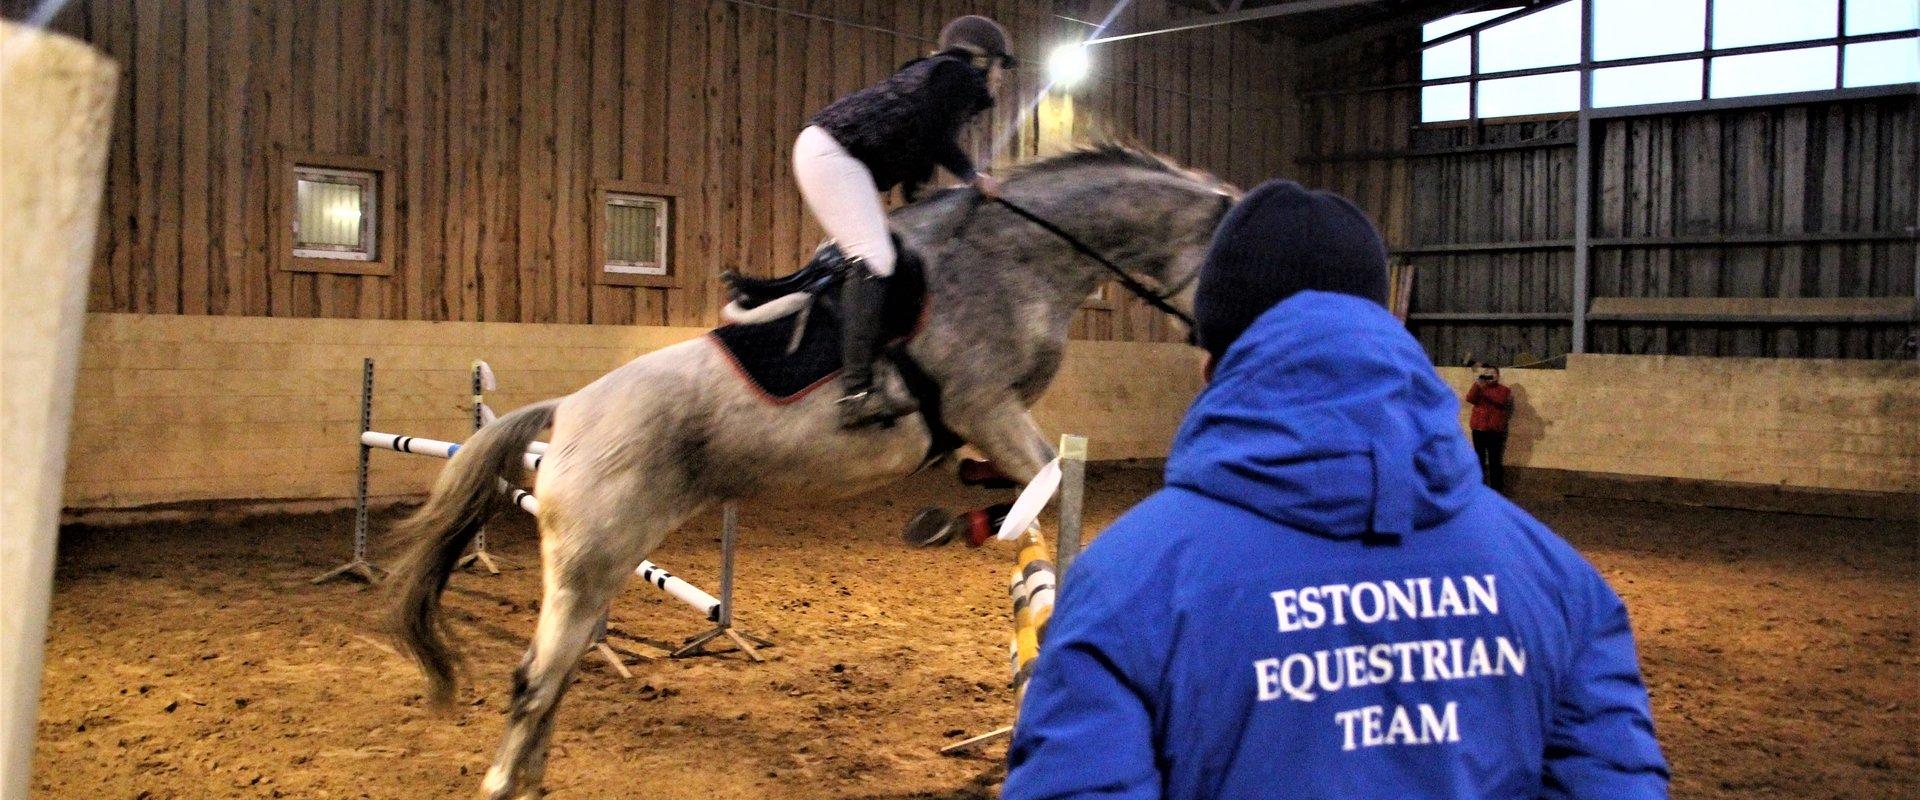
[792,125,896,277]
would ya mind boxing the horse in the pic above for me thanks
[383,145,1236,799]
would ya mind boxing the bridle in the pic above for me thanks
[990,195,1223,338]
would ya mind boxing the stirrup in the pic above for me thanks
[837,387,915,428]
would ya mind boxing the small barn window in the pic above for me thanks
[604,194,668,275]
[1475,1,1580,73]
[281,154,393,276]
[1592,60,1703,107]
[1712,0,1837,49]
[293,167,377,261]
[594,182,682,288]
[1593,0,1704,60]
[1082,282,1114,310]
[1477,71,1579,116]
[1848,0,1920,34]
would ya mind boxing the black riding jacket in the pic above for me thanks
[809,51,994,200]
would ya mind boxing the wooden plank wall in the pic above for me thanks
[1400,118,1579,365]
[1589,100,1918,358]
[1299,32,1918,364]
[12,0,1296,344]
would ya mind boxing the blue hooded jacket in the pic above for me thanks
[1004,291,1668,800]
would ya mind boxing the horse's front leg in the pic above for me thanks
[953,400,1055,485]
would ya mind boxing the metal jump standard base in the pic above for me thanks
[667,503,775,661]
[313,358,386,586]
[456,360,511,575]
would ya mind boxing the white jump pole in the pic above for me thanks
[361,431,723,622]
[0,21,119,799]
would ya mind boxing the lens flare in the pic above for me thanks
[1047,43,1091,87]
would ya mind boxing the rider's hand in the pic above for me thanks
[972,173,1001,199]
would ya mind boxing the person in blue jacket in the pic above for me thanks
[1003,180,1668,800]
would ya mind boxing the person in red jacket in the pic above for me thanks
[1465,364,1514,493]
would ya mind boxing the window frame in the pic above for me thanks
[593,181,684,288]
[292,167,378,261]
[278,153,396,276]
[1418,0,1918,124]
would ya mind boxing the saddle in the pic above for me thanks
[709,245,915,388]
[707,242,961,461]
[721,245,846,322]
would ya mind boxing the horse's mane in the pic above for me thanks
[1007,142,1188,179]
[896,141,1229,233]
[1005,141,1232,194]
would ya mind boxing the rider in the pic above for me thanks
[794,15,1014,428]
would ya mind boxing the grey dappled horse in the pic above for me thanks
[384,146,1235,799]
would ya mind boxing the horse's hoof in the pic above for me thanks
[902,507,956,548]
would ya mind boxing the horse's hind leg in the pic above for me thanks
[481,498,687,800]
[479,540,619,799]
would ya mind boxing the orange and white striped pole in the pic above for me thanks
[940,434,1084,755]
[1008,526,1057,708]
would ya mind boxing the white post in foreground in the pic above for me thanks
[0,21,119,799]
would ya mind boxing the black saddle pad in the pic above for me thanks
[710,249,925,403]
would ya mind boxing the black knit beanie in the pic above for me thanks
[1193,180,1389,360]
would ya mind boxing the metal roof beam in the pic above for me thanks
[1085,0,1385,45]
[1303,0,1499,56]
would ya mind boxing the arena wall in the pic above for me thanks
[65,314,1913,518]
[1437,356,1920,499]
[63,313,1203,515]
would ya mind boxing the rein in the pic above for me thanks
[989,197,1199,335]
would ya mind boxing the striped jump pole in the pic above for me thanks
[360,430,723,624]
[507,481,773,669]
[503,487,723,623]
[1007,526,1057,709]
[940,434,1084,755]
[941,525,1057,755]
[360,432,548,473]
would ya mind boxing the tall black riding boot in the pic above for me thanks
[837,263,918,429]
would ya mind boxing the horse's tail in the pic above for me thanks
[384,398,558,709]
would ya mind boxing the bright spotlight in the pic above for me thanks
[1047,43,1090,87]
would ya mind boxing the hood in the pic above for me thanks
[1165,291,1480,541]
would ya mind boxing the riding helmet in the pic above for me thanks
[939,15,1015,67]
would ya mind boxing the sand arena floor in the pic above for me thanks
[31,467,1919,799]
